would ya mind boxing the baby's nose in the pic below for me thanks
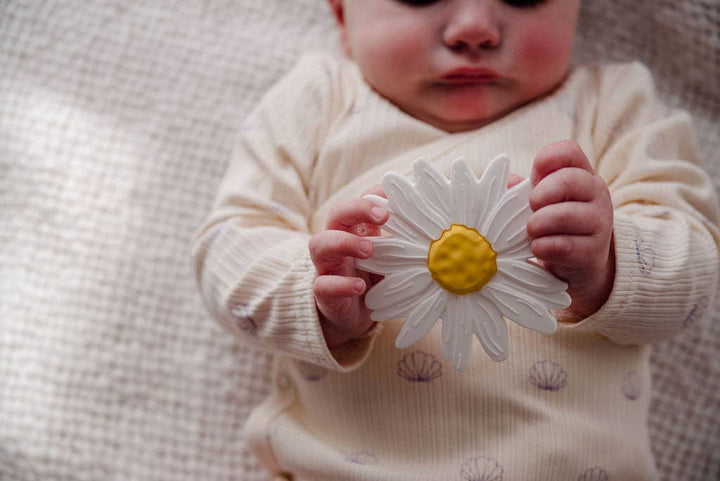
[443,1,501,52]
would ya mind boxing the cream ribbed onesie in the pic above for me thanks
[192,53,720,481]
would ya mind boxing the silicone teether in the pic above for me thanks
[355,155,571,370]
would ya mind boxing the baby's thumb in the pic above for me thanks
[361,183,386,198]
[508,173,524,188]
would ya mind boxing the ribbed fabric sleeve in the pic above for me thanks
[564,63,720,344]
[192,54,379,371]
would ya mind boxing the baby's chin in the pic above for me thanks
[415,108,514,134]
[429,117,495,134]
[377,83,532,134]
[418,92,551,133]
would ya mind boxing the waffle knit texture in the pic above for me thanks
[192,53,720,481]
[2,1,720,480]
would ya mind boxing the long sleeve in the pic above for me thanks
[566,62,720,344]
[192,54,378,371]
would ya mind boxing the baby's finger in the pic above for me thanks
[309,230,373,274]
[529,168,601,211]
[361,183,386,198]
[326,197,388,231]
[531,140,593,186]
[313,275,367,302]
[530,235,601,269]
[527,202,608,238]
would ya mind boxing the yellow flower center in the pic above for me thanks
[427,224,497,295]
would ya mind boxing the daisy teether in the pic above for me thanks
[355,155,571,370]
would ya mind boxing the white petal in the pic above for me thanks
[413,159,452,225]
[498,241,534,261]
[355,253,426,276]
[383,172,445,239]
[368,291,417,322]
[450,158,478,225]
[470,295,509,362]
[495,259,570,309]
[442,295,474,370]
[497,259,568,292]
[441,295,460,360]
[474,154,510,229]
[454,328,473,371]
[365,269,434,311]
[371,236,428,260]
[482,284,557,334]
[482,179,532,252]
[363,194,389,207]
[370,282,441,322]
[395,288,447,349]
[381,213,429,246]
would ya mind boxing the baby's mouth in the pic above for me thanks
[440,67,501,84]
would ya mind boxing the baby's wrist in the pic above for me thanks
[317,309,362,348]
[320,312,376,349]
[566,249,616,319]
[321,319,354,348]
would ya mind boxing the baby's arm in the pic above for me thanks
[193,54,380,370]
[309,190,388,347]
[527,140,616,318]
[536,63,720,343]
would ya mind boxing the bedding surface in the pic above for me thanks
[1,1,718,480]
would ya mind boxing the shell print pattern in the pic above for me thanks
[343,450,379,465]
[460,456,504,481]
[683,295,710,328]
[621,370,641,400]
[296,361,328,382]
[528,360,568,391]
[634,234,656,275]
[578,467,609,481]
[396,351,442,382]
[356,155,570,370]
[230,304,257,334]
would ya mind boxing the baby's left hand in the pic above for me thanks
[526,140,615,319]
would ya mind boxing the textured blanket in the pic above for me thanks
[1,1,718,480]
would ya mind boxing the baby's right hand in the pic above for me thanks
[308,187,388,348]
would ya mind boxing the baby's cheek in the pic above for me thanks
[384,24,430,64]
[357,23,425,80]
[518,28,574,81]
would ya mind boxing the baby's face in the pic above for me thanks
[329,0,581,133]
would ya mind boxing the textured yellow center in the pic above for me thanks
[427,224,497,295]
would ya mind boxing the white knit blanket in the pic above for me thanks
[1,1,718,480]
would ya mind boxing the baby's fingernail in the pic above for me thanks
[371,206,386,221]
[354,279,366,292]
[359,239,373,255]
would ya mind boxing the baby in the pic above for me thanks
[193,1,720,480]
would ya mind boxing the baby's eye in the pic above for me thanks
[502,0,546,7]
[394,0,440,7]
